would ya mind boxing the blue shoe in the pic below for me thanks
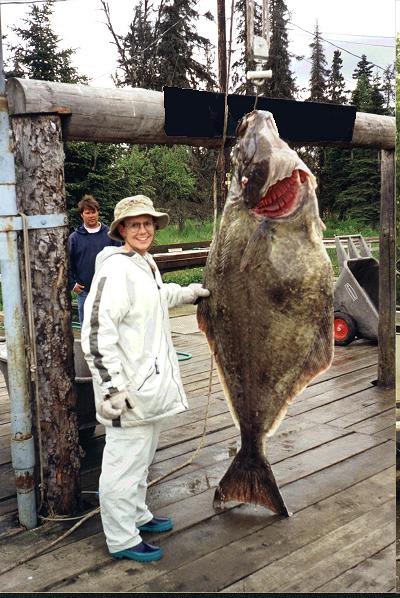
[138,516,173,533]
[111,541,162,562]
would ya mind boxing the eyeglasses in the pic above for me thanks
[125,220,155,233]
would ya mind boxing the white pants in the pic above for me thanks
[99,421,161,553]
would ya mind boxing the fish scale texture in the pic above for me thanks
[197,110,334,513]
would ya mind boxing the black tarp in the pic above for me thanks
[163,87,356,144]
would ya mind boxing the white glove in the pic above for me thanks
[99,390,132,420]
[185,283,210,304]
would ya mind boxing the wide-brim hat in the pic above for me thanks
[108,195,170,241]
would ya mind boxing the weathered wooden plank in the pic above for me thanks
[221,501,394,593]
[348,409,395,435]
[287,368,378,416]
[137,432,386,515]
[87,469,394,594]
[295,387,393,425]
[0,497,17,517]
[315,544,395,593]
[1,454,393,592]
[0,423,10,438]
[149,423,350,485]
[370,425,395,441]
[327,398,393,429]
[182,347,377,394]
[0,388,388,504]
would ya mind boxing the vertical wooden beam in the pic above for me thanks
[377,149,395,388]
[216,0,229,209]
[217,0,227,94]
[12,114,81,515]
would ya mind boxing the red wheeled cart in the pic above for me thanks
[333,235,379,346]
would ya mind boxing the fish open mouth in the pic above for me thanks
[251,169,308,219]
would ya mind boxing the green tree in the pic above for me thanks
[369,71,386,115]
[380,64,395,115]
[319,50,349,217]
[8,0,86,83]
[263,0,296,98]
[64,143,131,230]
[334,149,380,223]
[335,59,381,224]
[102,0,159,89]
[155,0,215,90]
[327,50,347,104]
[352,54,374,82]
[351,72,372,110]
[308,22,329,102]
[100,0,216,221]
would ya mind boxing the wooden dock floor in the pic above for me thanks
[0,313,396,593]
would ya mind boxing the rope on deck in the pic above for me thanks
[0,352,215,576]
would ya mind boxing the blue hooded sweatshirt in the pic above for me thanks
[68,224,121,292]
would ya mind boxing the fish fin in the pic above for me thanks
[197,300,216,354]
[213,448,291,516]
[295,310,334,392]
[240,220,274,272]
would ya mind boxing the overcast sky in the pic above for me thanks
[0,0,396,94]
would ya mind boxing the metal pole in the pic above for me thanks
[0,6,37,529]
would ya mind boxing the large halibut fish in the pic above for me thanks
[197,110,334,515]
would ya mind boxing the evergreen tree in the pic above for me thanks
[334,149,380,223]
[111,1,158,89]
[8,0,86,83]
[64,143,130,229]
[155,0,214,90]
[351,73,372,110]
[352,54,374,82]
[102,0,215,91]
[327,50,347,104]
[369,71,386,114]
[319,51,349,217]
[335,61,380,224]
[381,64,395,115]
[305,23,329,215]
[263,0,296,99]
[308,22,329,102]
[102,0,162,89]
[101,0,216,224]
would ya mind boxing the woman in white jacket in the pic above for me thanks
[81,195,209,563]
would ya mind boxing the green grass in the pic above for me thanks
[163,267,204,286]
[153,217,379,247]
[159,217,380,285]
[154,219,218,246]
[323,217,379,239]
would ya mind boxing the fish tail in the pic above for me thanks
[213,448,291,516]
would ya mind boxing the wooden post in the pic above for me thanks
[12,114,81,515]
[217,0,229,209]
[245,0,255,93]
[377,149,395,388]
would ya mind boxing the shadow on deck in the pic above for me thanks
[0,311,395,593]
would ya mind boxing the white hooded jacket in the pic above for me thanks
[81,246,195,427]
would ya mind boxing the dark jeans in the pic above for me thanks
[77,289,89,324]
